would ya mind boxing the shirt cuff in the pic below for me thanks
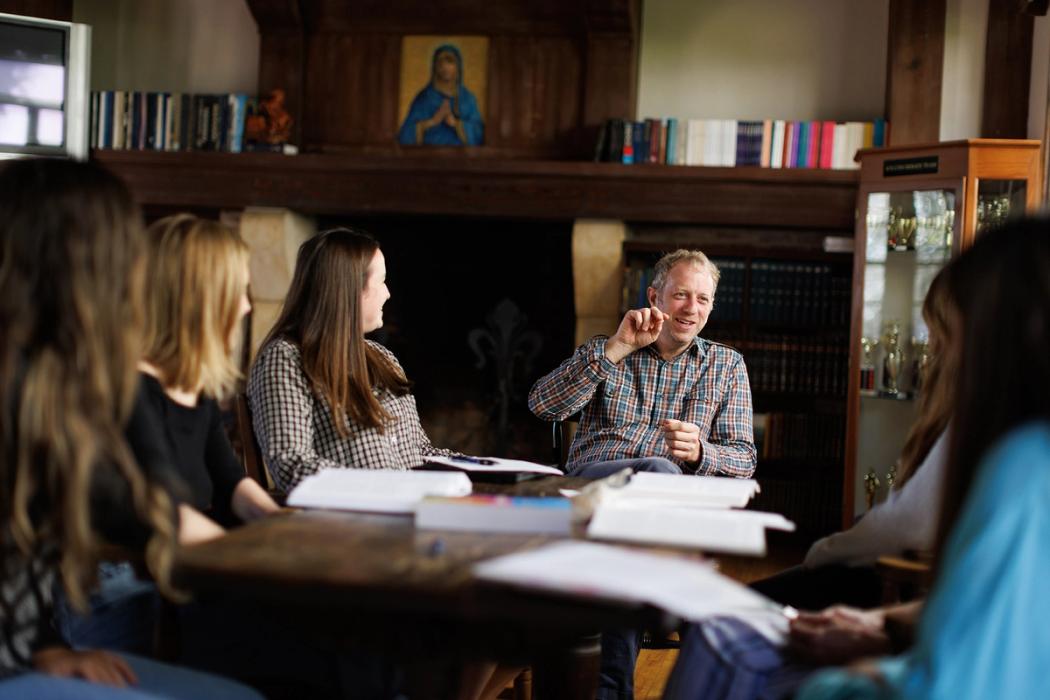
[696,439,719,475]
[585,337,618,381]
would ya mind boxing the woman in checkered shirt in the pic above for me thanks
[248,228,457,492]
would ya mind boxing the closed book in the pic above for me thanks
[819,120,835,168]
[873,118,887,147]
[665,118,678,164]
[634,120,649,164]
[759,120,772,167]
[593,120,610,162]
[622,121,634,163]
[806,121,820,168]
[770,120,785,168]
[783,122,795,168]
[415,495,573,535]
[607,119,625,162]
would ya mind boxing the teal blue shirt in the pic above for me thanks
[798,422,1050,700]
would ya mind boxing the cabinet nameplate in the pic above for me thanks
[883,156,939,177]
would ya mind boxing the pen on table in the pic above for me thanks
[451,455,497,466]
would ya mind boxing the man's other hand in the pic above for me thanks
[661,419,701,463]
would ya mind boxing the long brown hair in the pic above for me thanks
[894,267,958,488]
[0,159,178,609]
[143,214,250,400]
[937,218,1050,563]
[261,228,410,434]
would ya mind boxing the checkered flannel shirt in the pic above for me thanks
[528,336,756,477]
[247,337,455,492]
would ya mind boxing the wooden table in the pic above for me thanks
[174,476,676,699]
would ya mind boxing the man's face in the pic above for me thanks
[435,51,458,82]
[648,262,715,348]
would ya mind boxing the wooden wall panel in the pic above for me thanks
[302,33,401,149]
[252,1,636,158]
[981,1,1034,138]
[885,0,945,145]
[0,0,71,21]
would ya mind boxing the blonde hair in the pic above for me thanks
[650,249,721,295]
[143,214,250,401]
[0,160,179,610]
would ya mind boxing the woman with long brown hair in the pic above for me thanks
[248,227,455,492]
[0,159,260,698]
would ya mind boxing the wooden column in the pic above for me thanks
[571,219,627,346]
[885,0,947,145]
[0,0,71,20]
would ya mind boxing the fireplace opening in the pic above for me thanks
[318,215,577,463]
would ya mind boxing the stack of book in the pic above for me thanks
[89,91,253,153]
[595,117,888,169]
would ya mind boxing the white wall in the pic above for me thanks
[1029,14,1049,141]
[940,0,987,140]
[637,0,889,121]
[73,0,259,94]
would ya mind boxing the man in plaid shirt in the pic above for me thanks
[528,248,756,700]
[529,248,756,480]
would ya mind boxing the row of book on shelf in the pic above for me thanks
[702,331,849,397]
[596,117,888,169]
[90,91,259,153]
[750,474,841,535]
[753,413,845,462]
[623,258,852,327]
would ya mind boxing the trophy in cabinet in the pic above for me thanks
[880,321,903,396]
[860,337,878,393]
[864,468,881,510]
[911,338,931,393]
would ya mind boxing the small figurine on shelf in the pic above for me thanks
[911,338,931,392]
[863,467,881,510]
[245,89,297,154]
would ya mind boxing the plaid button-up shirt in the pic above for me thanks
[247,338,455,492]
[529,336,756,477]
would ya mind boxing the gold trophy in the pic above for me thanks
[880,321,903,396]
[911,338,930,394]
[860,336,878,394]
[864,468,881,510]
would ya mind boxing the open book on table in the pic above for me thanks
[285,468,472,513]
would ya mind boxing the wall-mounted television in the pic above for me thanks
[0,12,90,160]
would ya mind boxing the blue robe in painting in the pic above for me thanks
[397,44,484,146]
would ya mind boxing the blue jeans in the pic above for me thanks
[53,562,159,654]
[0,652,263,700]
[568,456,682,479]
[570,456,681,700]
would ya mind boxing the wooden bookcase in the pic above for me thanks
[622,241,853,536]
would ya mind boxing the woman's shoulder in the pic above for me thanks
[981,422,1050,486]
[365,339,403,367]
[256,336,303,365]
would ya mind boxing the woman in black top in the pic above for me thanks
[0,159,261,698]
[138,214,278,524]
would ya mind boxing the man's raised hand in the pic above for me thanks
[605,307,668,363]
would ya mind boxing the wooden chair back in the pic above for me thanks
[234,393,270,490]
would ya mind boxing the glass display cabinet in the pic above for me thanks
[844,139,1041,524]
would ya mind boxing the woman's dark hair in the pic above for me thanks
[937,217,1050,562]
[261,227,410,435]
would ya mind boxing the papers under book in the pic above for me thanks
[415,495,573,534]
[418,456,562,483]
[587,504,794,556]
[473,541,791,643]
[285,469,472,513]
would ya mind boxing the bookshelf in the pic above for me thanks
[622,241,852,536]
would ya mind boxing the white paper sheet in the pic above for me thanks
[423,456,563,475]
[286,469,472,513]
[473,541,790,643]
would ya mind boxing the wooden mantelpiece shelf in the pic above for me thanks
[93,150,859,228]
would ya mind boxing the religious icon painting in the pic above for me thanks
[397,35,488,147]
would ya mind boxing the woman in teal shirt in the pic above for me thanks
[798,218,1050,700]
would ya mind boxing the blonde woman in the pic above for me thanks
[0,159,261,698]
[138,214,278,524]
